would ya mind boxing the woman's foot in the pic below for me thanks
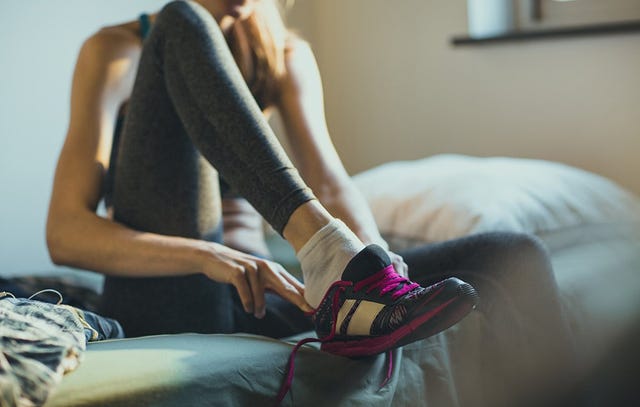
[276,244,478,403]
[310,244,478,357]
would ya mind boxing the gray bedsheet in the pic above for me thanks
[44,333,401,406]
[45,223,640,407]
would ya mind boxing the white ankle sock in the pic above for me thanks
[296,219,365,308]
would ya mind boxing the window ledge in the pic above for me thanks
[451,20,640,46]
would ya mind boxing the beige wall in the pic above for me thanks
[284,0,640,194]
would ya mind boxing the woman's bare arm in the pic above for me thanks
[276,40,407,274]
[276,40,386,246]
[46,30,197,276]
[46,29,310,315]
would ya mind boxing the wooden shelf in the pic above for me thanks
[451,20,640,46]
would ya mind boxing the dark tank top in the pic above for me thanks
[100,14,235,337]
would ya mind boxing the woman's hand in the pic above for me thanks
[197,242,313,318]
[388,251,409,278]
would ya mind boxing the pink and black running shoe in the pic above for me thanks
[276,244,478,403]
[310,244,479,357]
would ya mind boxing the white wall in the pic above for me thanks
[294,0,640,194]
[1,0,638,277]
[0,1,159,277]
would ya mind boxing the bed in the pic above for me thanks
[40,155,640,406]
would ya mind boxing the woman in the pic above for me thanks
[46,0,477,347]
[46,2,574,401]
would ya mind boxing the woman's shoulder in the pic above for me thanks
[280,37,319,87]
[283,36,317,75]
[81,19,143,61]
[285,35,312,58]
[72,19,146,100]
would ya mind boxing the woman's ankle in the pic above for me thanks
[283,201,333,252]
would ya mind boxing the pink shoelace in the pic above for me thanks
[275,266,414,405]
[353,265,419,300]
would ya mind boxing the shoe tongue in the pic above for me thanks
[341,244,391,282]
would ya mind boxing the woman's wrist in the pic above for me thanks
[191,240,218,275]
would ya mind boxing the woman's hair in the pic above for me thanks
[228,0,294,109]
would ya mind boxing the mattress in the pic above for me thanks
[538,222,640,373]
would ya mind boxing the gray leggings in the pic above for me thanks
[102,1,315,335]
[112,0,314,240]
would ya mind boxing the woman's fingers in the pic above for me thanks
[246,261,266,319]
[396,260,408,278]
[227,264,253,314]
[389,251,408,278]
[278,268,306,296]
[267,269,313,313]
[202,244,313,316]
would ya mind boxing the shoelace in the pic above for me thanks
[0,289,64,304]
[274,283,347,405]
[275,274,400,405]
[354,265,419,300]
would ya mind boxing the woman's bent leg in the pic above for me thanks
[116,0,315,236]
[113,0,369,316]
[102,0,317,336]
[104,1,474,340]
[399,232,577,406]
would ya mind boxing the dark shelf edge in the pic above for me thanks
[451,20,640,46]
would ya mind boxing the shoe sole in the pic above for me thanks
[320,278,479,357]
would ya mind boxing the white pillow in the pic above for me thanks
[353,155,640,248]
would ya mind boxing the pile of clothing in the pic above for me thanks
[0,291,123,407]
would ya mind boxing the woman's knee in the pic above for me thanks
[497,232,550,262]
[156,1,216,34]
[159,1,200,21]
[485,232,556,286]
[460,231,550,267]
[152,0,229,60]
